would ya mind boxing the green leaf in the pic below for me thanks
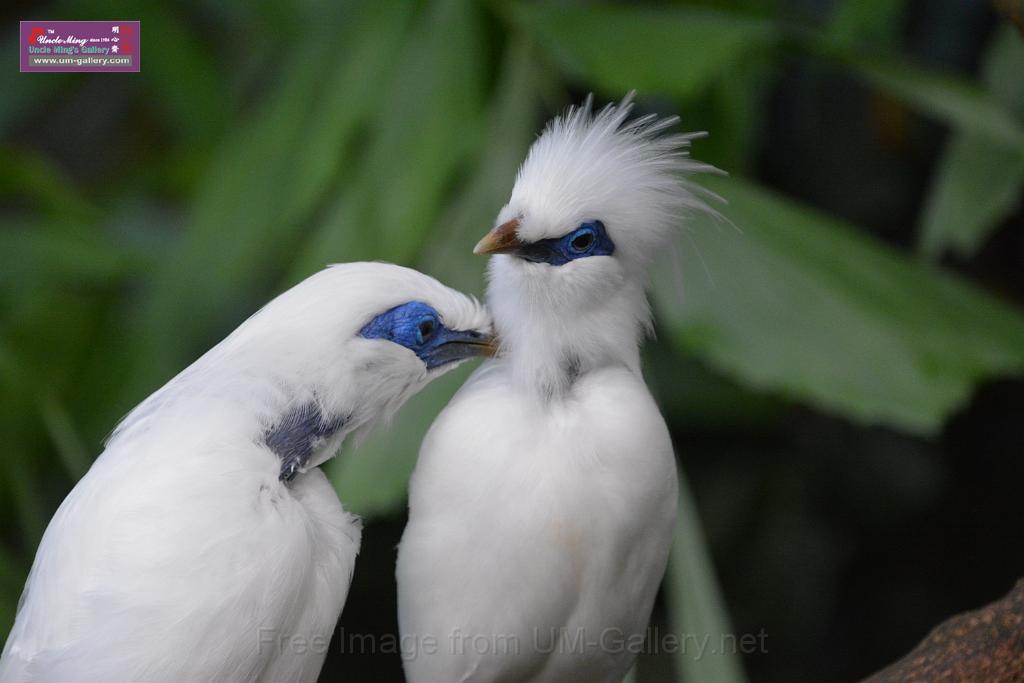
[290,0,488,278]
[514,4,779,101]
[0,344,91,482]
[0,541,28,647]
[654,176,1024,435]
[327,39,540,519]
[0,219,144,293]
[0,149,99,223]
[128,0,413,388]
[0,39,70,136]
[37,391,91,482]
[918,140,1024,258]
[697,66,768,175]
[828,0,908,45]
[417,38,541,294]
[918,27,1024,258]
[667,469,748,683]
[0,419,47,548]
[134,1,229,145]
[817,43,1024,149]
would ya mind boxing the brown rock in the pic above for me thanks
[862,580,1024,683]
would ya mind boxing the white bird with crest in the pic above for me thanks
[0,263,494,682]
[397,94,717,682]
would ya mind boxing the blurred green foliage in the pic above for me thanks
[2,1,1023,681]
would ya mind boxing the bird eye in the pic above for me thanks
[416,318,436,344]
[569,227,596,253]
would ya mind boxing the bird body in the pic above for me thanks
[398,95,713,681]
[399,363,676,682]
[1,263,493,682]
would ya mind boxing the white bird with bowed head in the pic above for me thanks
[397,95,718,682]
[0,262,494,683]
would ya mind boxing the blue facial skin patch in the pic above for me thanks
[358,301,491,370]
[514,220,615,266]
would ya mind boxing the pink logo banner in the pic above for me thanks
[20,20,140,72]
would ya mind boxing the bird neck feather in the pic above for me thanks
[490,278,649,398]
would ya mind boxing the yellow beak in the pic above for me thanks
[473,219,525,256]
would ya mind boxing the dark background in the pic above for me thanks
[2,1,1023,681]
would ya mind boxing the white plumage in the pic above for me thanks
[397,95,715,682]
[0,263,493,682]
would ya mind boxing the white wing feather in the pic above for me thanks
[0,433,359,683]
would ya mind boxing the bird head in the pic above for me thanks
[274,263,495,425]
[473,93,716,393]
[110,263,494,457]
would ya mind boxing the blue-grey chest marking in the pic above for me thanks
[264,405,346,482]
